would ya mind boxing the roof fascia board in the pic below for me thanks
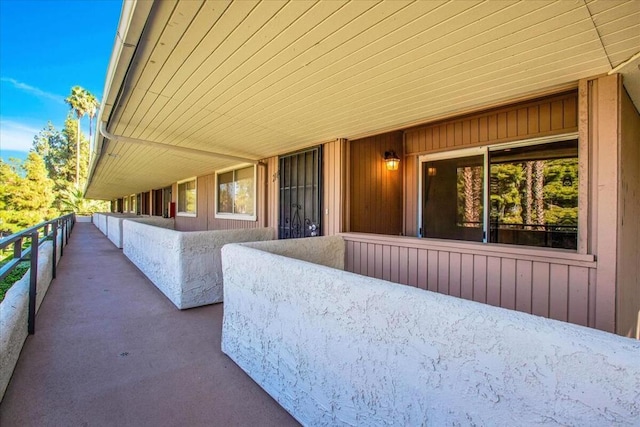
[86,0,154,196]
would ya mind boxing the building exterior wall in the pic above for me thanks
[618,85,640,338]
[342,232,597,328]
[404,90,579,238]
[349,132,404,236]
[332,77,636,335]
[322,139,347,236]
[174,161,273,232]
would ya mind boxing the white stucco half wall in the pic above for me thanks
[122,220,274,309]
[221,240,640,426]
[0,238,59,402]
[107,214,143,248]
[93,213,108,235]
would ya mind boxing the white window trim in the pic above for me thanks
[176,177,197,217]
[214,164,257,221]
[417,132,580,250]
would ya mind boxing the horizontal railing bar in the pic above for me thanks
[0,213,75,249]
[0,257,23,283]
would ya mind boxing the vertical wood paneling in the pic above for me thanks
[593,75,619,333]
[501,258,516,309]
[267,156,279,231]
[438,251,449,295]
[345,241,354,272]
[515,260,532,313]
[568,266,589,327]
[404,155,418,237]
[486,257,501,307]
[473,255,487,303]
[617,87,640,338]
[323,139,346,236]
[390,246,400,283]
[342,236,597,331]
[353,242,361,274]
[408,248,418,287]
[531,262,550,317]
[549,264,569,322]
[404,91,578,155]
[460,254,474,300]
[449,252,461,297]
[374,244,384,279]
[350,132,403,235]
[398,247,409,285]
[427,250,438,292]
[417,249,428,290]
[382,245,391,281]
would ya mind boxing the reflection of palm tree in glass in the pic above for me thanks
[534,161,545,230]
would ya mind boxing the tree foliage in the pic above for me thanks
[0,152,55,234]
[0,86,108,236]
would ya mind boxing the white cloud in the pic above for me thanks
[0,120,42,151]
[0,77,65,104]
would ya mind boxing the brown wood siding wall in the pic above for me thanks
[174,164,270,232]
[266,156,279,231]
[403,91,579,238]
[405,91,578,155]
[350,132,404,235]
[343,233,598,330]
[617,86,640,338]
[323,139,347,236]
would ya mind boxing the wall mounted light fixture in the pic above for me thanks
[384,150,400,171]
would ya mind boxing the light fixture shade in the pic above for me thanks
[384,150,400,171]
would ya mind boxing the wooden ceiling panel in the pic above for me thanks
[87,0,640,200]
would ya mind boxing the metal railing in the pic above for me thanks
[0,213,75,334]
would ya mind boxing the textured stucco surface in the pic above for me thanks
[128,217,175,230]
[123,221,274,309]
[221,243,640,426]
[93,213,108,235]
[1,241,56,401]
[242,236,345,270]
[106,214,139,248]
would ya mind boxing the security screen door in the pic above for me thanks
[278,146,322,239]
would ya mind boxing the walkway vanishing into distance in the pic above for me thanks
[0,222,298,426]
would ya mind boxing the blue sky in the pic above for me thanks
[0,0,122,155]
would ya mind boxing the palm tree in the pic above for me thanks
[65,86,89,187]
[85,92,99,141]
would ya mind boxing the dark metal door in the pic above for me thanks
[279,146,322,239]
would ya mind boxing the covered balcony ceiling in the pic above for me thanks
[86,0,640,200]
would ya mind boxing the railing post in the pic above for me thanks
[13,237,22,260]
[28,230,39,335]
[52,221,58,279]
[60,219,65,257]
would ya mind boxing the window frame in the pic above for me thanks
[176,177,197,217]
[214,164,257,221]
[418,132,581,251]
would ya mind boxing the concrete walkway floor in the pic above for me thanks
[0,223,299,427]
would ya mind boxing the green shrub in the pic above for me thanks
[0,262,29,303]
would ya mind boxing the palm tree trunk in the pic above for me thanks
[534,161,545,230]
[76,118,80,187]
[524,162,533,229]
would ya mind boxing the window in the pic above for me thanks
[177,178,197,216]
[130,195,136,214]
[421,136,579,250]
[216,165,256,220]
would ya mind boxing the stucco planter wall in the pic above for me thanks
[122,220,274,309]
[221,238,640,426]
[0,237,61,402]
[106,214,142,248]
[93,213,108,235]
